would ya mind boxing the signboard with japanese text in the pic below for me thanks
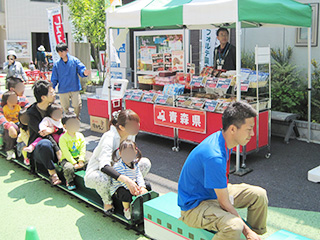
[130,91,144,101]
[204,100,219,112]
[216,78,232,89]
[190,76,205,87]
[141,92,157,103]
[154,105,206,133]
[172,50,184,71]
[47,7,66,63]
[4,41,31,59]
[200,29,219,69]
[123,90,134,99]
[206,78,219,88]
[155,94,169,105]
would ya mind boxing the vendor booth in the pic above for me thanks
[97,0,312,176]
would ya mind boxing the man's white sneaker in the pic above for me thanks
[123,208,131,220]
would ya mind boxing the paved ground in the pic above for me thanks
[0,84,319,239]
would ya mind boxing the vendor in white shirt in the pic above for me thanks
[84,109,151,214]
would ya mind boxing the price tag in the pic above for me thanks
[204,100,219,112]
[141,92,156,103]
[155,94,169,105]
[190,76,205,87]
[216,78,232,89]
[130,91,144,101]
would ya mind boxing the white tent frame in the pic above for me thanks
[105,4,313,173]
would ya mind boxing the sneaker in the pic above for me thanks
[123,208,131,220]
[67,181,76,191]
[24,158,30,166]
[6,150,15,160]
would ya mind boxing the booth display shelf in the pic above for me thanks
[125,99,269,157]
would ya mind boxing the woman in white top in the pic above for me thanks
[3,50,27,83]
[84,109,151,213]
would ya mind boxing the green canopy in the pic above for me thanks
[107,0,312,29]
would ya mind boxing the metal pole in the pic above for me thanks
[256,45,259,150]
[107,27,112,122]
[307,27,312,142]
[60,0,63,18]
[235,20,241,172]
[268,44,272,154]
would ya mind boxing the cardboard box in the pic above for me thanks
[90,116,109,133]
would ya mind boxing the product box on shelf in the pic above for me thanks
[138,75,155,84]
[155,94,173,105]
[190,76,206,87]
[154,76,176,85]
[163,84,185,96]
[141,91,158,103]
[188,97,206,110]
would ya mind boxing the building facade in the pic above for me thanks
[0,0,73,67]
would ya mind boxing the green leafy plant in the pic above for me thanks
[271,47,293,65]
[241,51,256,70]
[311,59,320,122]
[270,47,308,120]
[68,0,106,72]
[242,47,320,123]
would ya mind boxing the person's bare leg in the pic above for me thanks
[104,204,113,211]
[122,202,130,209]
[48,169,57,175]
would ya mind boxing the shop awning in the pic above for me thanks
[107,0,312,29]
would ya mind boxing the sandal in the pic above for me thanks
[104,207,115,216]
[49,173,61,186]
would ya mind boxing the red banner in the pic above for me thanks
[154,105,206,133]
[53,14,66,44]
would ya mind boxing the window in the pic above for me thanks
[188,233,194,239]
[295,3,319,47]
[167,223,172,229]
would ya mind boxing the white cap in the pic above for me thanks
[38,45,45,51]
[7,50,17,58]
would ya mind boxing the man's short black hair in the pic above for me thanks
[6,77,23,90]
[62,112,78,125]
[56,42,68,52]
[47,103,62,117]
[216,28,229,36]
[32,80,53,103]
[222,101,257,131]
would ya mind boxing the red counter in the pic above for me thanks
[125,100,174,138]
[125,100,269,152]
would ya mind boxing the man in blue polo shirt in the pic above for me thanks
[178,102,268,240]
[51,43,90,118]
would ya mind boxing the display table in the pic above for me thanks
[126,100,174,138]
[125,99,269,154]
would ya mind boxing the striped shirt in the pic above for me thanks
[110,159,145,196]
